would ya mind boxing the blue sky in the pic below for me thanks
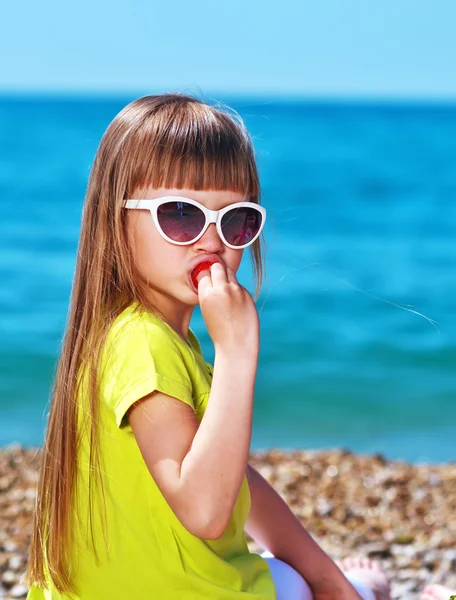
[1,0,456,98]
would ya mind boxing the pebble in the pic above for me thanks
[7,558,22,573]
[9,584,28,598]
[1,572,15,589]
[326,465,338,477]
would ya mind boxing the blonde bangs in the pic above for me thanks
[117,97,261,200]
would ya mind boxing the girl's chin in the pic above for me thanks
[182,282,200,305]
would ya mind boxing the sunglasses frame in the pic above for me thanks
[124,196,266,249]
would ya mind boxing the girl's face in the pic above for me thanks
[126,187,245,308]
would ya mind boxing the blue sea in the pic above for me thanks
[1,94,455,463]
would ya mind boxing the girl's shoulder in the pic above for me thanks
[105,302,199,361]
[107,303,171,344]
[109,302,152,331]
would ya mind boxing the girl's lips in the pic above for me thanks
[190,260,216,290]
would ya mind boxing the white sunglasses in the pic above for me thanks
[124,196,266,249]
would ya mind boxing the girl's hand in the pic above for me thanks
[197,262,259,357]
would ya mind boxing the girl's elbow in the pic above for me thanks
[182,507,230,540]
[200,517,229,540]
[196,522,228,541]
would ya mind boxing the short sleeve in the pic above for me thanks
[100,313,194,429]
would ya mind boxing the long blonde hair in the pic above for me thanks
[25,93,266,594]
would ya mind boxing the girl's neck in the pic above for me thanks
[163,312,193,344]
[143,290,194,343]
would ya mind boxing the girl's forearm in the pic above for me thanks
[245,465,347,589]
[180,350,257,538]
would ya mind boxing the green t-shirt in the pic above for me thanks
[27,303,275,599]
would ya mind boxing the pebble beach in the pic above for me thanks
[1,444,455,600]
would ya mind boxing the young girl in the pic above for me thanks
[25,93,391,599]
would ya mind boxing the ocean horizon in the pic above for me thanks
[1,94,455,463]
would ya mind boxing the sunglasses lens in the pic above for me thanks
[221,206,263,247]
[157,201,205,242]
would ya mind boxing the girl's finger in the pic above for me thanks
[209,262,228,285]
[226,267,238,284]
[196,268,212,289]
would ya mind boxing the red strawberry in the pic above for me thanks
[191,261,215,288]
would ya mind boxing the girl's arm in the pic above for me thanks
[129,349,257,541]
[129,263,260,541]
[245,464,363,599]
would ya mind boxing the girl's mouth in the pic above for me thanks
[190,260,216,290]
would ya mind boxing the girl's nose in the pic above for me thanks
[194,223,224,252]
